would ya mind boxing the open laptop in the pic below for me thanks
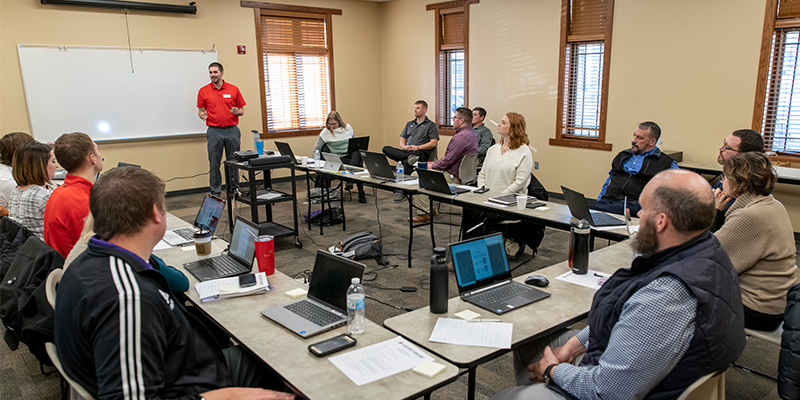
[451,233,550,315]
[275,141,301,166]
[347,137,370,155]
[321,152,362,172]
[561,186,625,227]
[162,194,226,246]
[261,250,366,338]
[416,168,470,195]
[183,215,259,282]
[359,151,413,182]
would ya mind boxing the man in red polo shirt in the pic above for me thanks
[197,62,246,196]
[44,132,104,257]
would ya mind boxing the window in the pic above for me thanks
[550,0,614,151]
[754,0,800,154]
[428,1,477,135]
[244,2,341,138]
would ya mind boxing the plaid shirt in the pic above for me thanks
[9,185,51,240]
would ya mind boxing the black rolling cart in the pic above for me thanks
[223,159,301,248]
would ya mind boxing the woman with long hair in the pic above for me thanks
[477,112,533,194]
[8,141,57,239]
[311,111,366,203]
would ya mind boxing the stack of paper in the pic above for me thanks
[194,272,271,302]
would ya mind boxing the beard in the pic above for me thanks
[632,216,660,256]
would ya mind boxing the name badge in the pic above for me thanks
[223,94,232,99]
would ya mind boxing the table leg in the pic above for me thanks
[429,198,436,249]
[319,175,326,235]
[249,169,258,224]
[224,163,234,233]
[407,194,413,268]
[305,172,312,231]
[468,366,476,400]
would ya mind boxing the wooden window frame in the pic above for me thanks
[550,0,614,151]
[753,0,800,162]
[242,1,341,138]
[427,0,478,136]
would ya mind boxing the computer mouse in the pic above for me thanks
[265,150,275,155]
[525,275,549,287]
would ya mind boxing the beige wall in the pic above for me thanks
[3,0,798,230]
[0,0,382,189]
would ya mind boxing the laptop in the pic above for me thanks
[451,233,550,315]
[321,152,362,172]
[347,137,370,155]
[487,193,539,207]
[561,186,625,227]
[275,141,301,166]
[162,194,226,246]
[261,250,366,338]
[417,168,470,195]
[183,215,259,282]
[359,151,413,182]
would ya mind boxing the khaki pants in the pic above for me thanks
[412,170,459,215]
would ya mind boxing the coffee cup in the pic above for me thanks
[194,231,212,256]
[300,156,308,166]
[516,195,527,211]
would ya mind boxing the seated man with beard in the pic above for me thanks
[490,169,746,400]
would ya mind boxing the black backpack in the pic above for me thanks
[331,232,382,260]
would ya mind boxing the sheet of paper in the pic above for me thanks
[555,269,611,290]
[194,272,270,302]
[396,179,419,186]
[153,240,174,251]
[454,309,481,320]
[354,170,370,175]
[482,201,510,208]
[591,224,636,232]
[428,318,512,349]
[257,192,283,200]
[454,185,478,191]
[328,336,433,386]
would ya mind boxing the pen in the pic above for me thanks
[467,319,502,323]
[594,273,604,277]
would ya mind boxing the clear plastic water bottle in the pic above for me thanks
[313,150,321,169]
[396,162,404,182]
[346,277,366,334]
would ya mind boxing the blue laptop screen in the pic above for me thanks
[450,233,510,288]
[194,195,225,234]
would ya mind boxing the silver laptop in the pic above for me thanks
[162,194,226,246]
[359,150,413,182]
[183,215,258,282]
[561,186,625,227]
[452,233,550,315]
[261,250,365,338]
[321,152,361,172]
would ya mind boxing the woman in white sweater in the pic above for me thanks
[477,112,533,194]
[311,111,366,203]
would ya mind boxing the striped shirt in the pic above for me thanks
[8,185,51,239]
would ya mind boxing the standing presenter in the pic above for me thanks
[197,62,245,196]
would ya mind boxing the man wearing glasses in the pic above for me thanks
[711,129,765,224]
[409,107,478,223]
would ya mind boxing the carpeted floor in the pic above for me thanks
[0,178,791,399]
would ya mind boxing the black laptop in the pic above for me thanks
[275,141,301,165]
[451,233,550,315]
[347,137,370,155]
[184,215,259,282]
[561,186,625,227]
[417,168,471,195]
[359,150,413,182]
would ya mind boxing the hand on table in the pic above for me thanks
[201,388,296,400]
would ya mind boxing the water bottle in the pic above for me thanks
[314,150,321,170]
[396,162,404,182]
[346,277,366,334]
[569,219,590,274]
[252,130,264,155]
[430,247,448,314]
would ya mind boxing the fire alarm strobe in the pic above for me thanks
[237,45,246,55]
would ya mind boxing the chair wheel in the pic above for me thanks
[294,237,303,248]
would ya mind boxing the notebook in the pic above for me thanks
[162,194,226,246]
[451,233,550,315]
[487,193,539,207]
[321,152,362,172]
[416,168,470,195]
[359,151,413,182]
[347,137,370,155]
[275,141,301,166]
[561,186,625,227]
[261,250,366,338]
[183,215,259,282]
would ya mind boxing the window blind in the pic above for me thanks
[563,42,604,137]
[437,8,466,126]
[569,0,609,39]
[762,28,800,152]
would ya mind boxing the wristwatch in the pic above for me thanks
[543,363,559,385]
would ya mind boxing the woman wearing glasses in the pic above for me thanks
[713,152,796,331]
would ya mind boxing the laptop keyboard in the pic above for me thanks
[195,256,249,277]
[284,300,344,327]
[172,227,197,241]
[467,282,533,305]
[590,211,624,226]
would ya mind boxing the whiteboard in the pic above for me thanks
[18,45,218,143]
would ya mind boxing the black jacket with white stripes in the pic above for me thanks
[54,237,233,400]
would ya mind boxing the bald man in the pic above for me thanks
[492,170,746,400]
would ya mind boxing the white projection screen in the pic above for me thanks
[17,45,219,143]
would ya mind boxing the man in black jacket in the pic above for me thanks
[54,166,293,400]
[593,121,677,216]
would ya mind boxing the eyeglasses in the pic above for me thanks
[722,140,740,153]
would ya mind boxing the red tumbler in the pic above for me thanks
[254,235,275,275]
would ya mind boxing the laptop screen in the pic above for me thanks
[193,194,226,234]
[451,233,512,291]
[308,250,366,312]
[229,216,260,264]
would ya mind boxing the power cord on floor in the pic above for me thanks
[365,295,415,312]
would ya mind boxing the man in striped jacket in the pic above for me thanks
[54,166,293,400]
